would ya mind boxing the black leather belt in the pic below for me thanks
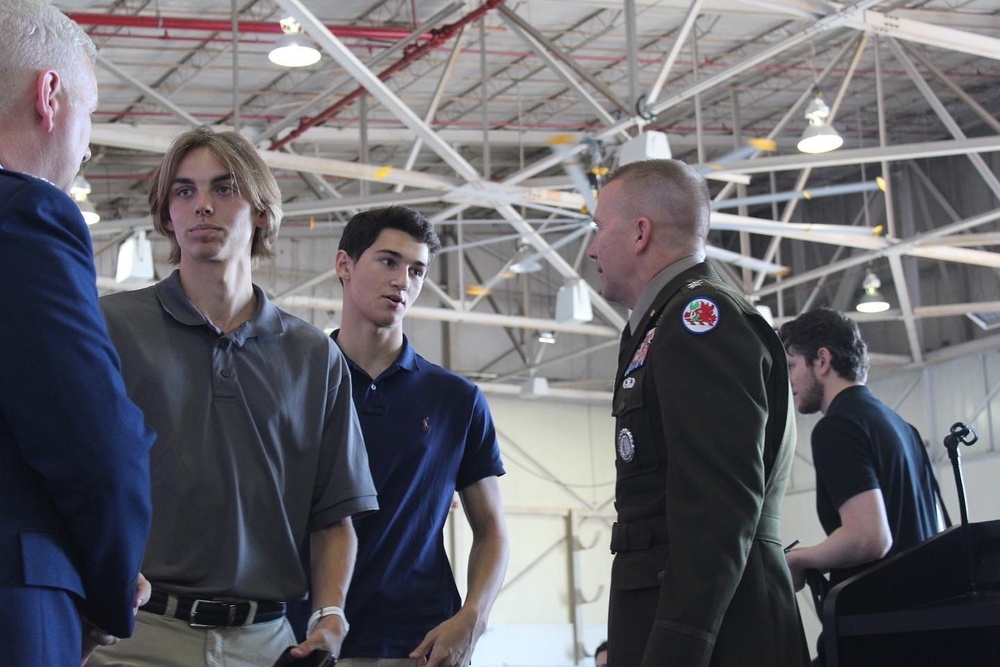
[144,588,286,627]
[610,520,670,553]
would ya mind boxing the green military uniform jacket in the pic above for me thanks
[608,262,808,667]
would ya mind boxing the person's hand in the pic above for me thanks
[785,549,806,591]
[81,572,151,665]
[409,609,480,667]
[288,614,346,660]
[134,572,152,613]
[81,620,120,665]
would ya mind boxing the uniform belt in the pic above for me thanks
[610,520,670,553]
[144,588,286,627]
[611,514,783,554]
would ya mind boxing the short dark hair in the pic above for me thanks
[779,307,869,382]
[339,206,442,261]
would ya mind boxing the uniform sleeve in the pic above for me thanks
[645,292,770,665]
[0,182,154,637]
[308,338,379,531]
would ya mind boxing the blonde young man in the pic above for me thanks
[94,127,377,666]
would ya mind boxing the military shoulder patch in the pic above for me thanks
[682,298,719,333]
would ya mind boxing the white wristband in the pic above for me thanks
[307,606,349,636]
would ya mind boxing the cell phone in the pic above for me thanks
[271,647,336,667]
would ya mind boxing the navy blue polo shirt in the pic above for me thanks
[333,333,505,658]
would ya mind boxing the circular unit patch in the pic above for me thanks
[681,297,720,334]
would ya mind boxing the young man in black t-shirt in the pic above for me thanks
[779,307,939,589]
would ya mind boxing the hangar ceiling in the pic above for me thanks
[59,0,1000,398]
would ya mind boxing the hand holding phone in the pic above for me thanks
[271,647,335,667]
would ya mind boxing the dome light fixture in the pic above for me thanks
[77,199,101,226]
[797,93,843,154]
[70,174,100,225]
[508,243,543,274]
[856,268,890,314]
[536,330,556,344]
[268,17,321,68]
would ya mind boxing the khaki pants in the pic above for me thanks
[89,610,297,667]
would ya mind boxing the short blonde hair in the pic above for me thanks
[605,159,711,241]
[148,126,283,265]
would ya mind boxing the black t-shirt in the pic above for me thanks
[812,385,940,585]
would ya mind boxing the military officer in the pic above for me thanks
[588,159,809,667]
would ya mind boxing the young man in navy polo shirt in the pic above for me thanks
[332,206,509,667]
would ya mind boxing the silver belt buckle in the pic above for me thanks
[188,599,237,627]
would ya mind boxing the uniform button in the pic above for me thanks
[221,369,232,378]
[371,383,376,390]
[218,339,231,350]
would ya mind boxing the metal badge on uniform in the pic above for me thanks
[622,377,636,389]
[625,328,656,375]
[617,428,635,462]
[682,298,720,334]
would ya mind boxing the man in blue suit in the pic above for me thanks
[0,1,155,664]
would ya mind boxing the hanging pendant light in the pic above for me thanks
[797,93,843,154]
[71,174,100,225]
[856,268,890,313]
[268,17,321,68]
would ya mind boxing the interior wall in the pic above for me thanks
[454,347,999,667]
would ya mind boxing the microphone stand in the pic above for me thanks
[942,422,979,596]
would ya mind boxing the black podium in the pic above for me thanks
[823,519,1000,666]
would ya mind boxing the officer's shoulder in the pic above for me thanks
[669,277,742,311]
[657,278,754,334]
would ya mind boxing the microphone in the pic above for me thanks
[949,422,978,446]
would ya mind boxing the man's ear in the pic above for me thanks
[814,347,834,375]
[634,216,652,254]
[35,70,61,133]
[334,248,352,281]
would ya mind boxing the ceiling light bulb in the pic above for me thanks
[269,17,320,67]
[856,269,890,313]
[856,291,890,313]
[797,93,843,154]
[71,174,92,200]
[78,199,100,225]
[269,34,321,67]
[508,244,543,274]
[797,124,843,154]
